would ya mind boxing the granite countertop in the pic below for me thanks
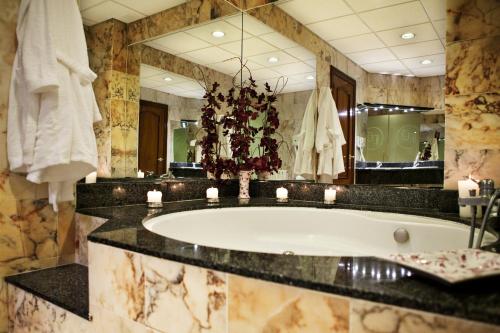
[5,264,89,320]
[79,198,500,325]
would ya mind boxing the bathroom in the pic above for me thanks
[1,0,499,332]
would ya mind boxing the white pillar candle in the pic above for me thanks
[206,187,219,199]
[137,170,144,178]
[147,190,162,203]
[458,176,481,218]
[85,171,97,184]
[276,187,288,200]
[325,188,336,203]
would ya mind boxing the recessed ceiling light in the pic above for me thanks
[405,74,415,77]
[389,108,393,112]
[421,59,433,65]
[268,56,279,63]
[410,108,414,111]
[379,71,388,75]
[305,75,315,80]
[401,32,415,40]
[395,107,399,110]
[392,73,401,76]
[212,31,225,38]
[164,77,173,81]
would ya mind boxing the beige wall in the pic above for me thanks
[444,0,500,189]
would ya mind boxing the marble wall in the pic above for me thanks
[444,0,500,189]
[85,242,499,333]
[86,19,139,178]
[0,1,77,332]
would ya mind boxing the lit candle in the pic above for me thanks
[85,171,97,184]
[206,187,219,203]
[324,188,336,204]
[147,190,162,208]
[458,176,481,218]
[137,170,144,178]
[276,187,288,202]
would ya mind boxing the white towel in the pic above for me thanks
[315,87,346,180]
[8,0,101,210]
[293,90,317,178]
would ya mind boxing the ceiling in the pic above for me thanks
[277,0,445,77]
[142,13,317,97]
[80,0,445,79]
[140,65,207,99]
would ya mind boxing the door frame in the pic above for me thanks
[138,100,169,174]
[330,66,356,185]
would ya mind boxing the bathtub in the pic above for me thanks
[143,207,496,257]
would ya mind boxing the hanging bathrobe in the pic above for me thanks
[315,87,346,181]
[8,0,101,210]
[293,89,317,179]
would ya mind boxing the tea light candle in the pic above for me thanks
[206,187,219,203]
[276,187,288,202]
[137,170,144,178]
[324,188,336,204]
[85,171,97,184]
[147,189,162,208]
[458,176,481,218]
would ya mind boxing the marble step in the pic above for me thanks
[6,264,89,320]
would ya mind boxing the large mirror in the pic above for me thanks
[83,0,446,186]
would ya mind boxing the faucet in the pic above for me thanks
[376,161,382,169]
[475,189,500,249]
[412,152,420,168]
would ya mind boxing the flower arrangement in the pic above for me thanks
[198,66,284,180]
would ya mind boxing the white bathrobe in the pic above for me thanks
[8,0,101,209]
[315,87,346,181]
[293,89,316,179]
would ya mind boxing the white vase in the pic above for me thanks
[238,170,252,199]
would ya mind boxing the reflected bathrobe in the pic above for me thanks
[8,0,101,209]
[315,87,346,181]
[293,89,317,179]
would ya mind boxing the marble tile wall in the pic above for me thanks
[74,214,108,266]
[444,0,500,189]
[0,1,77,332]
[86,242,499,333]
[87,19,138,178]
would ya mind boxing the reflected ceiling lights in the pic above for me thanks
[305,75,315,80]
[392,73,401,76]
[164,77,173,81]
[267,56,279,63]
[400,32,415,40]
[421,59,433,65]
[212,31,225,38]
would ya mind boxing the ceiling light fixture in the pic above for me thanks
[421,59,432,65]
[212,31,225,38]
[389,108,393,112]
[267,56,279,63]
[164,77,173,81]
[305,75,315,80]
[405,74,415,77]
[392,73,401,76]
[400,32,415,40]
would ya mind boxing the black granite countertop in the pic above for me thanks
[79,198,500,325]
[5,264,89,320]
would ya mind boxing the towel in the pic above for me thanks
[293,89,317,178]
[315,87,346,180]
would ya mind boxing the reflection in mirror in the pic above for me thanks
[137,12,316,180]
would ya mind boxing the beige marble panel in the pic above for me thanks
[74,213,107,265]
[228,274,349,333]
[444,148,500,189]
[127,0,238,44]
[88,242,145,323]
[8,285,91,333]
[0,280,7,333]
[447,0,500,43]
[445,36,499,96]
[143,255,227,333]
[350,299,500,333]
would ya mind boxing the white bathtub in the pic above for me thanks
[143,207,496,257]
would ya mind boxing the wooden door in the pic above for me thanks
[330,66,356,184]
[138,100,168,175]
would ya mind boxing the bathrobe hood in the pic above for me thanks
[8,0,101,209]
[315,87,346,181]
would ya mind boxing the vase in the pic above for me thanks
[238,170,252,199]
[257,171,270,181]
